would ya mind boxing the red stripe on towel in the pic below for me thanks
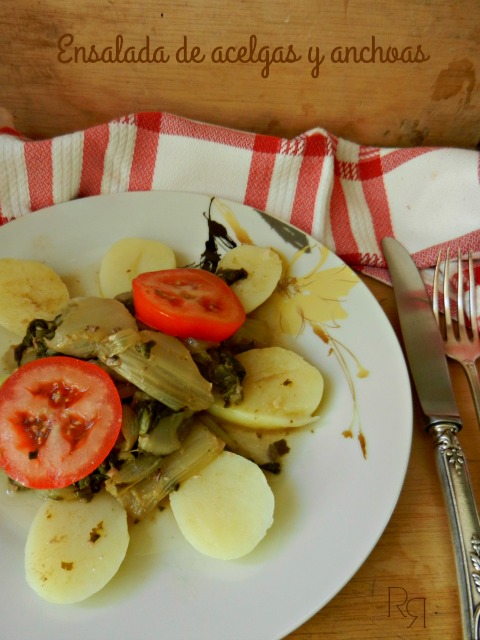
[244,134,280,211]
[359,147,395,247]
[290,134,328,234]
[24,139,54,210]
[128,113,163,191]
[330,171,358,260]
[79,124,110,196]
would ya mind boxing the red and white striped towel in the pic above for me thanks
[0,111,479,288]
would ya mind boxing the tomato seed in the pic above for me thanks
[15,411,52,448]
[30,380,85,408]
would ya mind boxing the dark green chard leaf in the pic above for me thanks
[193,347,246,407]
[73,458,114,502]
[197,198,237,273]
[14,317,61,366]
[215,267,248,285]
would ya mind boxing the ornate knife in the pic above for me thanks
[382,237,480,640]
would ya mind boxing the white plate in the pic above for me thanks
[0,191,412,640]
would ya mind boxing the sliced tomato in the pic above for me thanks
[132,268,246,341]
[0,356,122,490]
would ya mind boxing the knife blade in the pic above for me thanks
[382,237,480,640]
[382,237,460,424]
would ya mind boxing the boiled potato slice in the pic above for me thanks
[170,451,274,560]
[0,258,69,336]
[99,237,176,298]
[217,245,282,313]
[25,492,129,604]
[208,346,324,428]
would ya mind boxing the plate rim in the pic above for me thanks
[0,190,413,640]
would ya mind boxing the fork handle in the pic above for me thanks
[462,360,480,430]
[430,421,480,640]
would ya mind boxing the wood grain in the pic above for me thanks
[1,2,479,637]
[286,276,475,640]
[0,0,479,148]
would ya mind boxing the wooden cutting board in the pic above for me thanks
[0,0,478,149]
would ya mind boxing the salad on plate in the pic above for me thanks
[0,208,326,605]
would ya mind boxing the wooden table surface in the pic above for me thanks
[1,0,479,149]
[294,276,480,640]
[1,1,480,638]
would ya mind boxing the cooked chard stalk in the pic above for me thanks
[106,454,163,490]
[46,297,138,359]
[138,410,193,456]
[108,421,225,521]
[115,405,141,460]
[36,486,78,502]
[200,414,289,472]
[97,329,213,412]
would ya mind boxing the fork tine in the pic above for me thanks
[468,251,479,342]
[444,248,455,340]
[433,251,442,325]
[433,247,480,427]
[457,249,469,341]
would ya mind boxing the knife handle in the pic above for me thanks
[430,422,480,640]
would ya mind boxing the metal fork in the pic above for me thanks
[433,248,480,427]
